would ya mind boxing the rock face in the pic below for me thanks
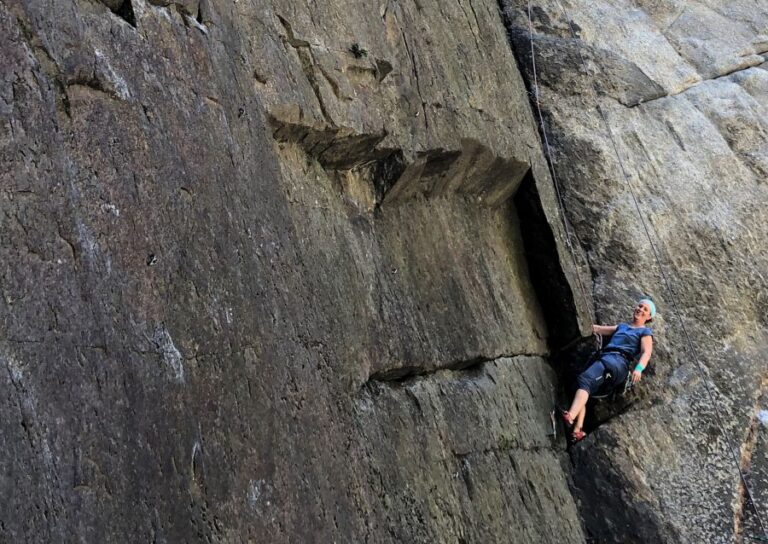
[0,0,591,541]
[500,1,768,542]
[3,0,766,541]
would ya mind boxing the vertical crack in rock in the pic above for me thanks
[512,172,580,349]
[390,7,428,130]
[316,63,343,101]
[4,356,37,456]
[276,15,335,127]
[457,0,482,51]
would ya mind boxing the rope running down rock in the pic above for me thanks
[520,0,593,319]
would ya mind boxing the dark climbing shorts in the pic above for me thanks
[576,352,629,395]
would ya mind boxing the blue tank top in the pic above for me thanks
[604,323,653,359]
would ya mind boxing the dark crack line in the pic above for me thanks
[316,63,343,101]
[366,352,546,386]
[2,357,63,537]
[393,8,428,130]
[457,0,482,52]
[629,57,767,108]
[276,15,335,126]
[304,47,335,125]
[4,359,36,455]
[663,6,687,32]
[454,442,552,459]
[519,370,538,400]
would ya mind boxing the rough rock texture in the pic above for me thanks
[6,0,765,541]
[500,1,768,542]
[0,0,592,542]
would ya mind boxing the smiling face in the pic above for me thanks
[633,301,653,324]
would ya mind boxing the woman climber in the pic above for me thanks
[563,298,656,442]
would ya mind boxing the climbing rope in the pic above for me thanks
[524,0,768,539]
[522,1,593,316]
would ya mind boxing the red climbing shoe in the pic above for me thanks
[571,429,586,443]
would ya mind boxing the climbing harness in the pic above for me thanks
[573,333,635,400]
[592,362,634,400]
[524,0,768,538]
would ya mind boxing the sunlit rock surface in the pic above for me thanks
[501,1,768,542]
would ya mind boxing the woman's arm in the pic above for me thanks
[632,335,653,384]
[592,324,618,336]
